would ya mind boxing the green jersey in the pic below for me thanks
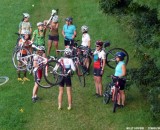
[32,29,45,46]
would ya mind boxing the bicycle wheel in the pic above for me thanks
[34,64,53,88]
[113,87,118,113]
[76,63,85,87]
[44,60,64,86]
[81,56,92,75]
[12,47,31,71]
[0,76,9,86]
[106,48,129,69]
[103,84,111,104]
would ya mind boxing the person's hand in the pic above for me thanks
[100,69,104,75]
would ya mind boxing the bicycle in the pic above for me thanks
[0,76,9,86]
[103,41,129,69]
[103,75,126,113]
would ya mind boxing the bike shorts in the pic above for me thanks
[118,78,126,90]
[34,69,42,82]
[93,68,102,77]
[59,76,72,87]
[48,35,59,41]
[64,39,74,46]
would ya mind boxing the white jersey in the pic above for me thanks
[93,49,106,60]
[59,57,76,71]
[81,33,90,47]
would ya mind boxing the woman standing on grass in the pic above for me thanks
[62,17,77,47]
[57,48,76,110]
[93,41,106,97]
[114,52,126,108]
[19,13,32,35]
[44,15,59,56]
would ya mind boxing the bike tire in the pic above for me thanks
[106,48,129,69]
[0,76,9,86]
[43,60,64,86]
[76,63,86,87]
[103,92,110,104]
[34,64,53,88]
[113,87,118,113]
[12,47,31,71]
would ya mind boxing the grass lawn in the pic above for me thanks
[0,0,156,130]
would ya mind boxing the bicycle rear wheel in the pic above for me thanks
[34,64,53,88]
[106,48,129,69]
[76,63,85,87]
[113,87,118,113]
[12,48,31,71]
[103,83,111,104]
[0,76,9,86]
[44,60,64,86]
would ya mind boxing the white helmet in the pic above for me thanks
[51,9,57,15]
[52,15,58,22]
[64,48,72,56]
[81,25,88,33]
[37,22,44,26]
[23,30,31,35]
[23,13,30,18]
[37,46,45,51]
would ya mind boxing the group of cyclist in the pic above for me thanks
[16,10,127,110]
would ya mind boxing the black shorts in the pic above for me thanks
[59,76,72,87]
[64,39,74,46]
[93,68,102,77]
[116,78,126,90]
[48,35,59,41]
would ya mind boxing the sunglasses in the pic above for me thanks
[96,46,100,47]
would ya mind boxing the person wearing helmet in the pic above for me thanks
[18,13,32,35]
[62,17,77,47]
[81,25,91,47]
[44,15,59,56]
[114,52,126,108]
[93,41,106,97]
[31,22,46,56]
[57,47,75,110]
[17,30,32,82]
[32,46,46,103]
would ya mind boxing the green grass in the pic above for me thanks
[0,0,157,130]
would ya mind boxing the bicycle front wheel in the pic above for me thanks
[44,60,64,86]
[106,48,129,69]
[34,64,53,88]
[12,48,31,71]
[76,63,85,87]
[0,76,9,86]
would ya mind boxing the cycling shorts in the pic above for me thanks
[93,68,102,77]
[59,76,72,87]
[64,39,74,46]
[118,78,126,90]
[48,35,59,41]
[34,69,42,82]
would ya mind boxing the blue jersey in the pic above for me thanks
[63,24,76,40]
[115,61,125,76]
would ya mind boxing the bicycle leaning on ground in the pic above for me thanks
[103,75,126,113]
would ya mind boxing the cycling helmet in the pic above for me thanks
[23,13,30,18]
[64,48,72,56]
[37,22,44,26]
[115,52,126,60]
[65,17,73,22]
[96,40,103,46]
[81,25,88,33]
[37,46,45,51]
[23,30,31,35]
[52,15,58,22]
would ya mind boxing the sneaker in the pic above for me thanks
[93,93,99,96]
[58,106,62,110]
[120,105,124,108]
[17,78,23,81]
[67,106,72,110]
[23,77,30,81]
[32,97,36,103]
[116,104,121,107]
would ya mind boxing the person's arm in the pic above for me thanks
[31,31,35,42]
[62,28,65,38]
[119,64,126,78]
[18,22,22,34]
[101,59,106,71]
[72,30,77,39]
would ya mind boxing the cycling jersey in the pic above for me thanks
[19,21,32,34]
[63,24,76,40]
[81,33,90,47]
[18,38,31,55]
[114,61,125,76]
[32,29,45,46]
[93,49,106,69]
